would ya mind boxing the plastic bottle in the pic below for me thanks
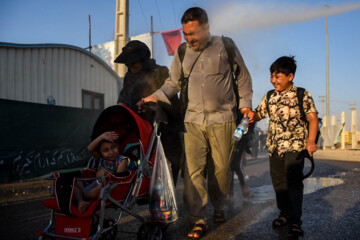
[233,117,249,141]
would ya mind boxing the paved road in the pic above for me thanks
[1,153,360,240]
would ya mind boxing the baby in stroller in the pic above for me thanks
[74,131,130,214]
[39,105,177,240]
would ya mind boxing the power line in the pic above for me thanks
[137,0,150,29]
[154,0,165,30]
[171,0,178,27]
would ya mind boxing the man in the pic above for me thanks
[138,7,254,239]
[114,40,183,185]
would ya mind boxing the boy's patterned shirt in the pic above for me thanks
[255,85,317,156]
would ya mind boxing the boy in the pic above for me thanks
[253,56,319,237]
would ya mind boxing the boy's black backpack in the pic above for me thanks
[177,36,241,120]
[266,87,307,123]
[266,87,321,143]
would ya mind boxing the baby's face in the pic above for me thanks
[99,141,119,162]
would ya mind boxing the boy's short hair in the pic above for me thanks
[181,7,208,25]
[270,56,297,76]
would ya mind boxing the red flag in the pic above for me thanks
[161,28,183,56]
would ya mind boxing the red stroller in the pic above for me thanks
[38,105,177,240]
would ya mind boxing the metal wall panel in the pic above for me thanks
[0,42,122,109]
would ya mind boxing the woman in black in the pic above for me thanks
[115,40,183,185]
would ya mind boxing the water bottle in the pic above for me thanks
[233,117,249,141]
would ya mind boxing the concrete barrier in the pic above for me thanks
[314,149,360,162]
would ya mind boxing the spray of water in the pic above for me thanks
[211,2,360,33]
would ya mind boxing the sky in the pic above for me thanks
[1,0,360,130]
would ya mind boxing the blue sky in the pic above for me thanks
[1,0,360,128]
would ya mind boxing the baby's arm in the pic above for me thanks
[88,131,119,159]
[306,112,319,156]
[116,156,129,173]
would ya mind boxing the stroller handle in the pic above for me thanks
[140,102,168,124]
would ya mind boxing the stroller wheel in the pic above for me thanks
[100,219,118,240]
[137,222,163,240]
[137,224,149,240]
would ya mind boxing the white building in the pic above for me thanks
[0,42,122,110]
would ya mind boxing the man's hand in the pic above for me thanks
[136,94,158,113]
[240,108,256,123]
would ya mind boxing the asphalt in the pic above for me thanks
[0,149,359,205]
[1,150,360,240]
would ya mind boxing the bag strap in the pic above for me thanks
[178,42,207,78]
[178,42,207,115]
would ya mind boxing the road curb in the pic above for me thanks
[314,149,360,161]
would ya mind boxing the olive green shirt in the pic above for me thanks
[153,36,253,126]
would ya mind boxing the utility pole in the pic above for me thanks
[351,101,358,149]
[114,0,129,78]
[326,16,330,125]
[89,15,92,52]
[319,96,325,119]
[150,16,160,59]
[85,15,92,52]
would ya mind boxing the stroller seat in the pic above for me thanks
[38,105,156,240]
[42,168,139,218]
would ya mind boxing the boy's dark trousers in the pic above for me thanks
[270,151,304,223]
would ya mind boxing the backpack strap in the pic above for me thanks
[297,87,321,144]
[297,87,306,122]
[177,38,240,114]
[177,42,187,115]
[266,87,307,123]
[177,37,238,79]
[221,36,240,109]
[177,42,187,64]
[266,89,275,115]
[221,36,236,72]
